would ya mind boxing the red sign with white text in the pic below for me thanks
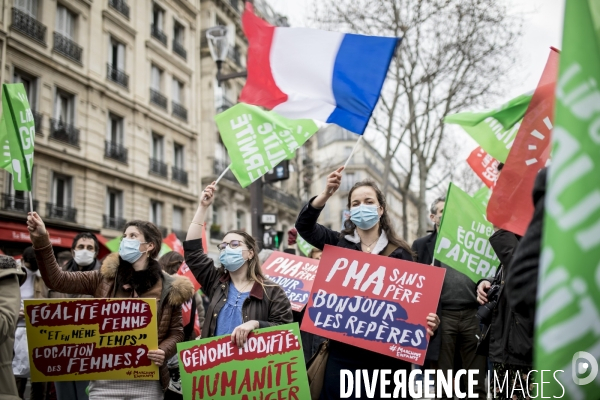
[467,146,500,188]
[487,48,559,235]
[300,245,445,365]
[262,251,319,312]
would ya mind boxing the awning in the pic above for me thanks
[0,221,111,258]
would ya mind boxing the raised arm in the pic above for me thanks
[184,183,221,296]
[295,167,344,250]
[27,212,100,296]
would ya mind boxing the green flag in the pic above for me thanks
[215,104,319,188]
[297,235,314,257]
[434,183,499,282]
[0,83,35,191]
[444,92,532,162]
[105,236,122,253]
[472,186,492,213]
[535,1,600,397]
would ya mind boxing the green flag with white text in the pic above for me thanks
[0,83,35,191]
[215,104,319,188]
[445,92,532,162]
[472,186,492,213]
[434,183,499,282]
[297,235,314,257]
[535,1,600,398]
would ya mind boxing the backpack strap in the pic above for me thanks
[381,243,399,257]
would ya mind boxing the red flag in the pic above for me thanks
[177,261,201,292]
[466,146,500,188]
[487,48,559,235]
[201,224,208,254]
[163,233,184,255]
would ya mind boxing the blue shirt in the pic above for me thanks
[215,282,251,336]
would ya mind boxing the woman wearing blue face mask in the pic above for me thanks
[182,182,293,348]
[26,213,194,399]
[295,167,441,400]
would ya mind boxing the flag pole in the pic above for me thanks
[29,192,33,213]
[329,135,363,194]
[203,164,231,200]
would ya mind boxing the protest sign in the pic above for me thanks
[301,245,445,365]
[0,83,35,191]
[434,183,499,282]
[262,251,319,312]
[177,323,309,400]
[535,2,600,398]
[487,48,559,236]
[24,298,159,382]
[445,92,531,162]
[215,103,319,188]
[466,146,499,188]
[296,235,313,257]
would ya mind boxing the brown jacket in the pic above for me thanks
[183,239,293,338]
[31,234,195,390]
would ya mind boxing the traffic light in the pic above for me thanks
[264,228,284,250]
[273,231,284,250]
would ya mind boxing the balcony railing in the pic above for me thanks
[1,194,38,213]
[11,8,47,45]
[264,184,301,210]
[149,158,167,177]
[103,215,126,230]
[172,102,187,121]
[108,0,130,19]
[46,202,77,222]
[151,24,167,46]
[216,97,235,113]
[53,32,83,64]
[172,167,188,185]
[105,141,128,163]
[150,89,167,109]
[173,39,187,60]
[50,119,79,146]
[32,110,43,135]
[213,159,236,182]
[107,64,129,88]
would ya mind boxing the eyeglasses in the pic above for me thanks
[217,240,246,251]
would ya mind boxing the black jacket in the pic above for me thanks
[296,199,414,399]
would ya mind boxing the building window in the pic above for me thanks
[172,78,187,121]
[150,65,167,109]
[149,200,165,236]
[149,133,167,177]
[107,37,128,88]
[236,210,245,230]
[51,88,79,146]
[2,168,37,212]
[48,173,76,221]
[341,172,358,191]
[151,4,166,45]
[15,0,38,17]
[104,189,124,229]
[55,5,75,39]
[172,206,184,238]
[105,113,127,163]
[172,143,187,184]
[108,0,129,19]
[12,0,46,45]
[54,5,82,63]
[173,20,186,59]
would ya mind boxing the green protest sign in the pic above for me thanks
[445,92,532,162]
[434,183,499,282]
[0,83,35,191]
[535,1,600,398]
[177,323,309,400]
[296,235,314,257]
[215,104,319,188]
[472,186,492,213]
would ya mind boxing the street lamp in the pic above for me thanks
[206,26,264,248]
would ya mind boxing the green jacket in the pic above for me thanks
[0,258,25,400]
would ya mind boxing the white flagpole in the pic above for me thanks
[203,164,231,200]
[329,135,363,194]
[29,193,33,213]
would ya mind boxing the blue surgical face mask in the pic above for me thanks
[350,204,380,230]
[219,247,246,272]
[119,239,147,264]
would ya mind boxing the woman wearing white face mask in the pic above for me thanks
[183,182,293,347]
[26,213,195,399]
[295,167,441,400]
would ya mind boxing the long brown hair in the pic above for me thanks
[341,180,414,258]
[159,251,184,275]
[122,220,162,259]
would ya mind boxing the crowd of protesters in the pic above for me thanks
[0,160,545,400]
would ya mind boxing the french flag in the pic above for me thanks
[239,4,400,135]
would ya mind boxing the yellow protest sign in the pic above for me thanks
[24,298,159,382]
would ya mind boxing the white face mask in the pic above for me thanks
[74,250,95,267]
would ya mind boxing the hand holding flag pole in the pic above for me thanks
[203,164,231,201]
[328,135,363,194]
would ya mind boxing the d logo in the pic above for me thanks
[572,351,599,386]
